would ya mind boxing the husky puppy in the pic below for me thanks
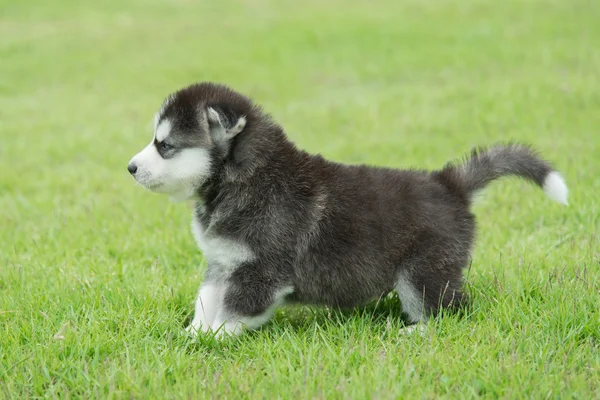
[128,82,568,337]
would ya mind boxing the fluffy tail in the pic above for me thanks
[434,143,568,205]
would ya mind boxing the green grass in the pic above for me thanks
[1,0,599,397]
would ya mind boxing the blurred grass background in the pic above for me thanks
[1,0,598,397]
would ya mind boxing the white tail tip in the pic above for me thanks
[543,171,568,205]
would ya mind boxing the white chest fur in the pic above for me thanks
[191,218,255,278]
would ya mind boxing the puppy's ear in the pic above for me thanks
[206,106,246,142]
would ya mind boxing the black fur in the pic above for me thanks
[153,82,565,332]
[434,144,553,203]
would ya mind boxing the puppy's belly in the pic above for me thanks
[289,266,395,308]
[288,288,392,309]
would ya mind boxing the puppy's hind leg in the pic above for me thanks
[395,262,466,337]
[395,271,428,336]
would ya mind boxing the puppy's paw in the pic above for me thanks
[185,319,208,337]
[399,323,427,337]
[185,324,199,337]
[212,319,244,340]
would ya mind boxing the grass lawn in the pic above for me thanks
[1,0,599,397]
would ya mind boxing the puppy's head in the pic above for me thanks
[127,83,253,201]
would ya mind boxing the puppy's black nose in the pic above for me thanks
[127,163,138,175]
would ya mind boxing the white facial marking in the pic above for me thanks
[155,119,172,142]
[128,144,212,201]
[543,171,568,205]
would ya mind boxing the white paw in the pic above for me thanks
[212,319,244,339]
[399,323,427,337]
[185,324,199,336]
[185,319,208,336]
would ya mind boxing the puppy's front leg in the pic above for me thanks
[211,266,293,338]
[211,294,286,338]
[185,281,223,335]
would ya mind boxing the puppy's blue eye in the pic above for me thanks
[158,142,172,152]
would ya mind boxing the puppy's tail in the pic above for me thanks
[434,143,568,205]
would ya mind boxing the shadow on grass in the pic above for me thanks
[177,291,476,353]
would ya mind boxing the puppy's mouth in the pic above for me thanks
[144,182,163,190]
[139,180,165,191]
[132,174,164,191]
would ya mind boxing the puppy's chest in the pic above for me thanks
[191,217,255,276]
